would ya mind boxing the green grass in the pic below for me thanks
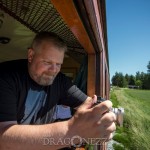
[111,88,150,150]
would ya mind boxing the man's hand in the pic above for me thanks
[0,96,116,150]
[68,95,116,141]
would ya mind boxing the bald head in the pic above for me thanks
[31,31,67,53]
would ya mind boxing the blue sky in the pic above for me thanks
[106,0,150,80]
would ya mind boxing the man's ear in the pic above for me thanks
[28,48,34,63]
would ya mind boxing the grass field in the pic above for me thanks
[111,88,150,150]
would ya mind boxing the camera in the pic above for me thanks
[96,96,124,126]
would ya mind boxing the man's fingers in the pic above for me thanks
[93,100,113,115]
[92,95,97,104]
[101,122,116,141]
[104,122,116,133]
[78,95,97,110]
[102,112,116,124]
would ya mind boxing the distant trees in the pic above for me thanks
[128,75,135,85]
[111,72,127,87]
[142,74,150,89]
[111,61,150,89]
[147,61,150,74]
[135,80,142,87]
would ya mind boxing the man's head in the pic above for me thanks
[28,32,67,86]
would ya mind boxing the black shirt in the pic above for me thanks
[0,59,87,124]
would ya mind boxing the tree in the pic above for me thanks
[135,80,142,88]
[140,61,150,89]
[147,61,150,74]
[111,72,120,86]
[139,72,146,83]
[128,75,135,85]
[135,71,141,80]
[111,72,127,87]
[125,74,130,84]
[143,74,150,89]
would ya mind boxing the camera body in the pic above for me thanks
[96,96,124,126]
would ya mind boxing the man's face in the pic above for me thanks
[28,41,65,86]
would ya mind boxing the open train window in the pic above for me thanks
[0,0,110,149]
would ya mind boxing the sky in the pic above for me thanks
[106,0,150,80]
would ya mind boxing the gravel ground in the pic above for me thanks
[107,138,124,150]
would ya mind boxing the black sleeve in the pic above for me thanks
[0,74,17,122]
[59,74,88,108]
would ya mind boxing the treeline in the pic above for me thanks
[111,61,150,89]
